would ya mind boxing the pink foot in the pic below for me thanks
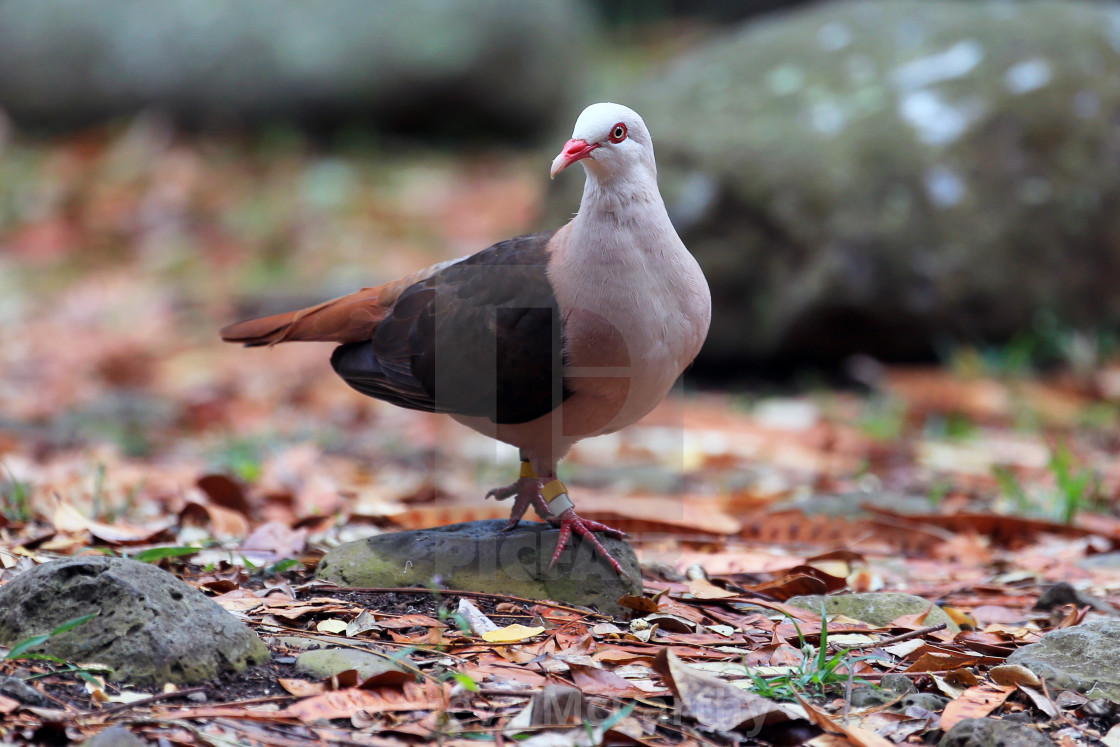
[549,508,631,580]
[485,477,550,529]
[486,468,632,580]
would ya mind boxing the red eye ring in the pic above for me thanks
[608,122,627,143]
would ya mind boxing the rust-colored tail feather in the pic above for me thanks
[221,261,452,347]
[221,286,396,347]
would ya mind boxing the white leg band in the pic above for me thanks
[548,493,575,515]
[541,479,574,516]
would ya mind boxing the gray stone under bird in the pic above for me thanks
[222,103,711,576]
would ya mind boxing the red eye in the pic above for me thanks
[608,123,627,143]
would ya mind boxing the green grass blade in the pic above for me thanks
[6,612,97,660]
[5,634,52,660]
[133,546,197,563]
[49,612,97,637]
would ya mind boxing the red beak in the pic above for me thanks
[550,138,600,179]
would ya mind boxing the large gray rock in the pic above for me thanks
[0,0,591,137]
[317,520,641,616]
[1006,617,1120,702]
[0,556,269,686]
[552,0,1120,365]
[787,592,960,633]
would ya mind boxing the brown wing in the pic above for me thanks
[222,231,570,425]
[331,230,570,425]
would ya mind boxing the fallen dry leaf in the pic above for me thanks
[481,624,546,643]
[569,663,664,698]
[196,474,252,516]
[905,652,984,673]
[940,683,1016,730]
[283,682,447,722]
[746,565,846,600]
[619,595,660,614]
[794,692,895,747]
[238,520,309,560]
[0,694,20,715]
[53,500,171,544]
[315,619,349,634]
[371,614,445,630]
[1102,723,1120,747]
[989,664,1043,688]
[652,649,799,731]
[1017,684,1059,718]
[180,501,250,539]
[278,679,326,697]
[208,589,265,614]
[687,578,738,599]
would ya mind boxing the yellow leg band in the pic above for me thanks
[520,461,537,479]
[541,479,575,516]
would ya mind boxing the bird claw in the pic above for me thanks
[486,475,632,580]
[548,508,631,581]
[485,477,548,529]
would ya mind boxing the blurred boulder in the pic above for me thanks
[0,0,592,139]
[550,0,1120,367]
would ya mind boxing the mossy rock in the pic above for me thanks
[317,520,640,616]
[295,647,413,680]
[0,556,269,686]
[787,592,959,633]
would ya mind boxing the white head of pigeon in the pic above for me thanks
[550,102,657,190]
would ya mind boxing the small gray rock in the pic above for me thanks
[295,647,412,680]
[881,673,917,695]
[901,692,950,712]
[317,520,640,615]
[939,717,1051,747]
[80,725,147,747]
[0,556,269,686]
[786,592,960,633]
[850,679,939,712]
[849,686,894,708]
[0,675,52,708]
[1006,618,1120,702]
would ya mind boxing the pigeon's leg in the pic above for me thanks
[537,472,630,580]
[485,458,550,528]
[486,457,631,579]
